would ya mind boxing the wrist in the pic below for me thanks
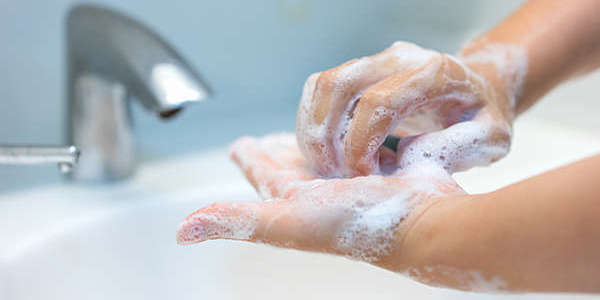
[395,192,502,291]
[458,41,528,120]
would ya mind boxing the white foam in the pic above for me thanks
[323,165,455,262]
[389,41,438,69]
[335,190,411,262]
[396,120,510,173]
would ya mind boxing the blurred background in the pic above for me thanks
[1,0,598,191]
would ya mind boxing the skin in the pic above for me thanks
[296,42,514,177]
[178,0,600,293]
[407,154,600,292]
[178,134,468,274]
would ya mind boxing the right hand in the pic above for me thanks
[177,134,464,272]
[296,41,524,177]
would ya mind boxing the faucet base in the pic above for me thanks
[68,74,136,181]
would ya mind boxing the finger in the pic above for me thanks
[311,42,432,126]
[344,54,487,176]
[297,58,386,177]
[395,111,511,173]
[176,200,334,252]
[297,42,437,177]
[176,202,261,245]
[230,134,315,199]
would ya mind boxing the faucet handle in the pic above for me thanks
[0,145,80,173]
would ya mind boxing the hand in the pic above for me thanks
[177,134,464,270]
[296,41,526,177]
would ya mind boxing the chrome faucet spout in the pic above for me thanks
[0,145,80,173]
[66,4,210,181]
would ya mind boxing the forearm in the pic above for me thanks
[407,154,600,292]
[461,0,600,115]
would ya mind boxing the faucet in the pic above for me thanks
[66,4,210,181]
[0,145,79,173]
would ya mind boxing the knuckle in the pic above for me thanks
[361,87,390,107]
[316,70,339,92]
[316,58,364,93]
[427,53,445,71]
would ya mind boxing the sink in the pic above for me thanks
[1,116,599,300]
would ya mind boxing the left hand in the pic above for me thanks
[296,41,524,177]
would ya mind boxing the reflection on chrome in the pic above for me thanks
[66,4,211,182]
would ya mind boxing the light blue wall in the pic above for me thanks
[0,0,522,190]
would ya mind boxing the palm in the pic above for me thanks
[177,133,464,266]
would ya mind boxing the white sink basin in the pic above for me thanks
[1,116,599,300]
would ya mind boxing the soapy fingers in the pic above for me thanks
[296,42,438,177]
[178,134,465,262]
[176,199,326,250]
[395,110,511,173]
[176,191,364,253]
[344,54,490,175]
[175,170,455,259]
[229,134,315,199]
[297,41,525,178]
